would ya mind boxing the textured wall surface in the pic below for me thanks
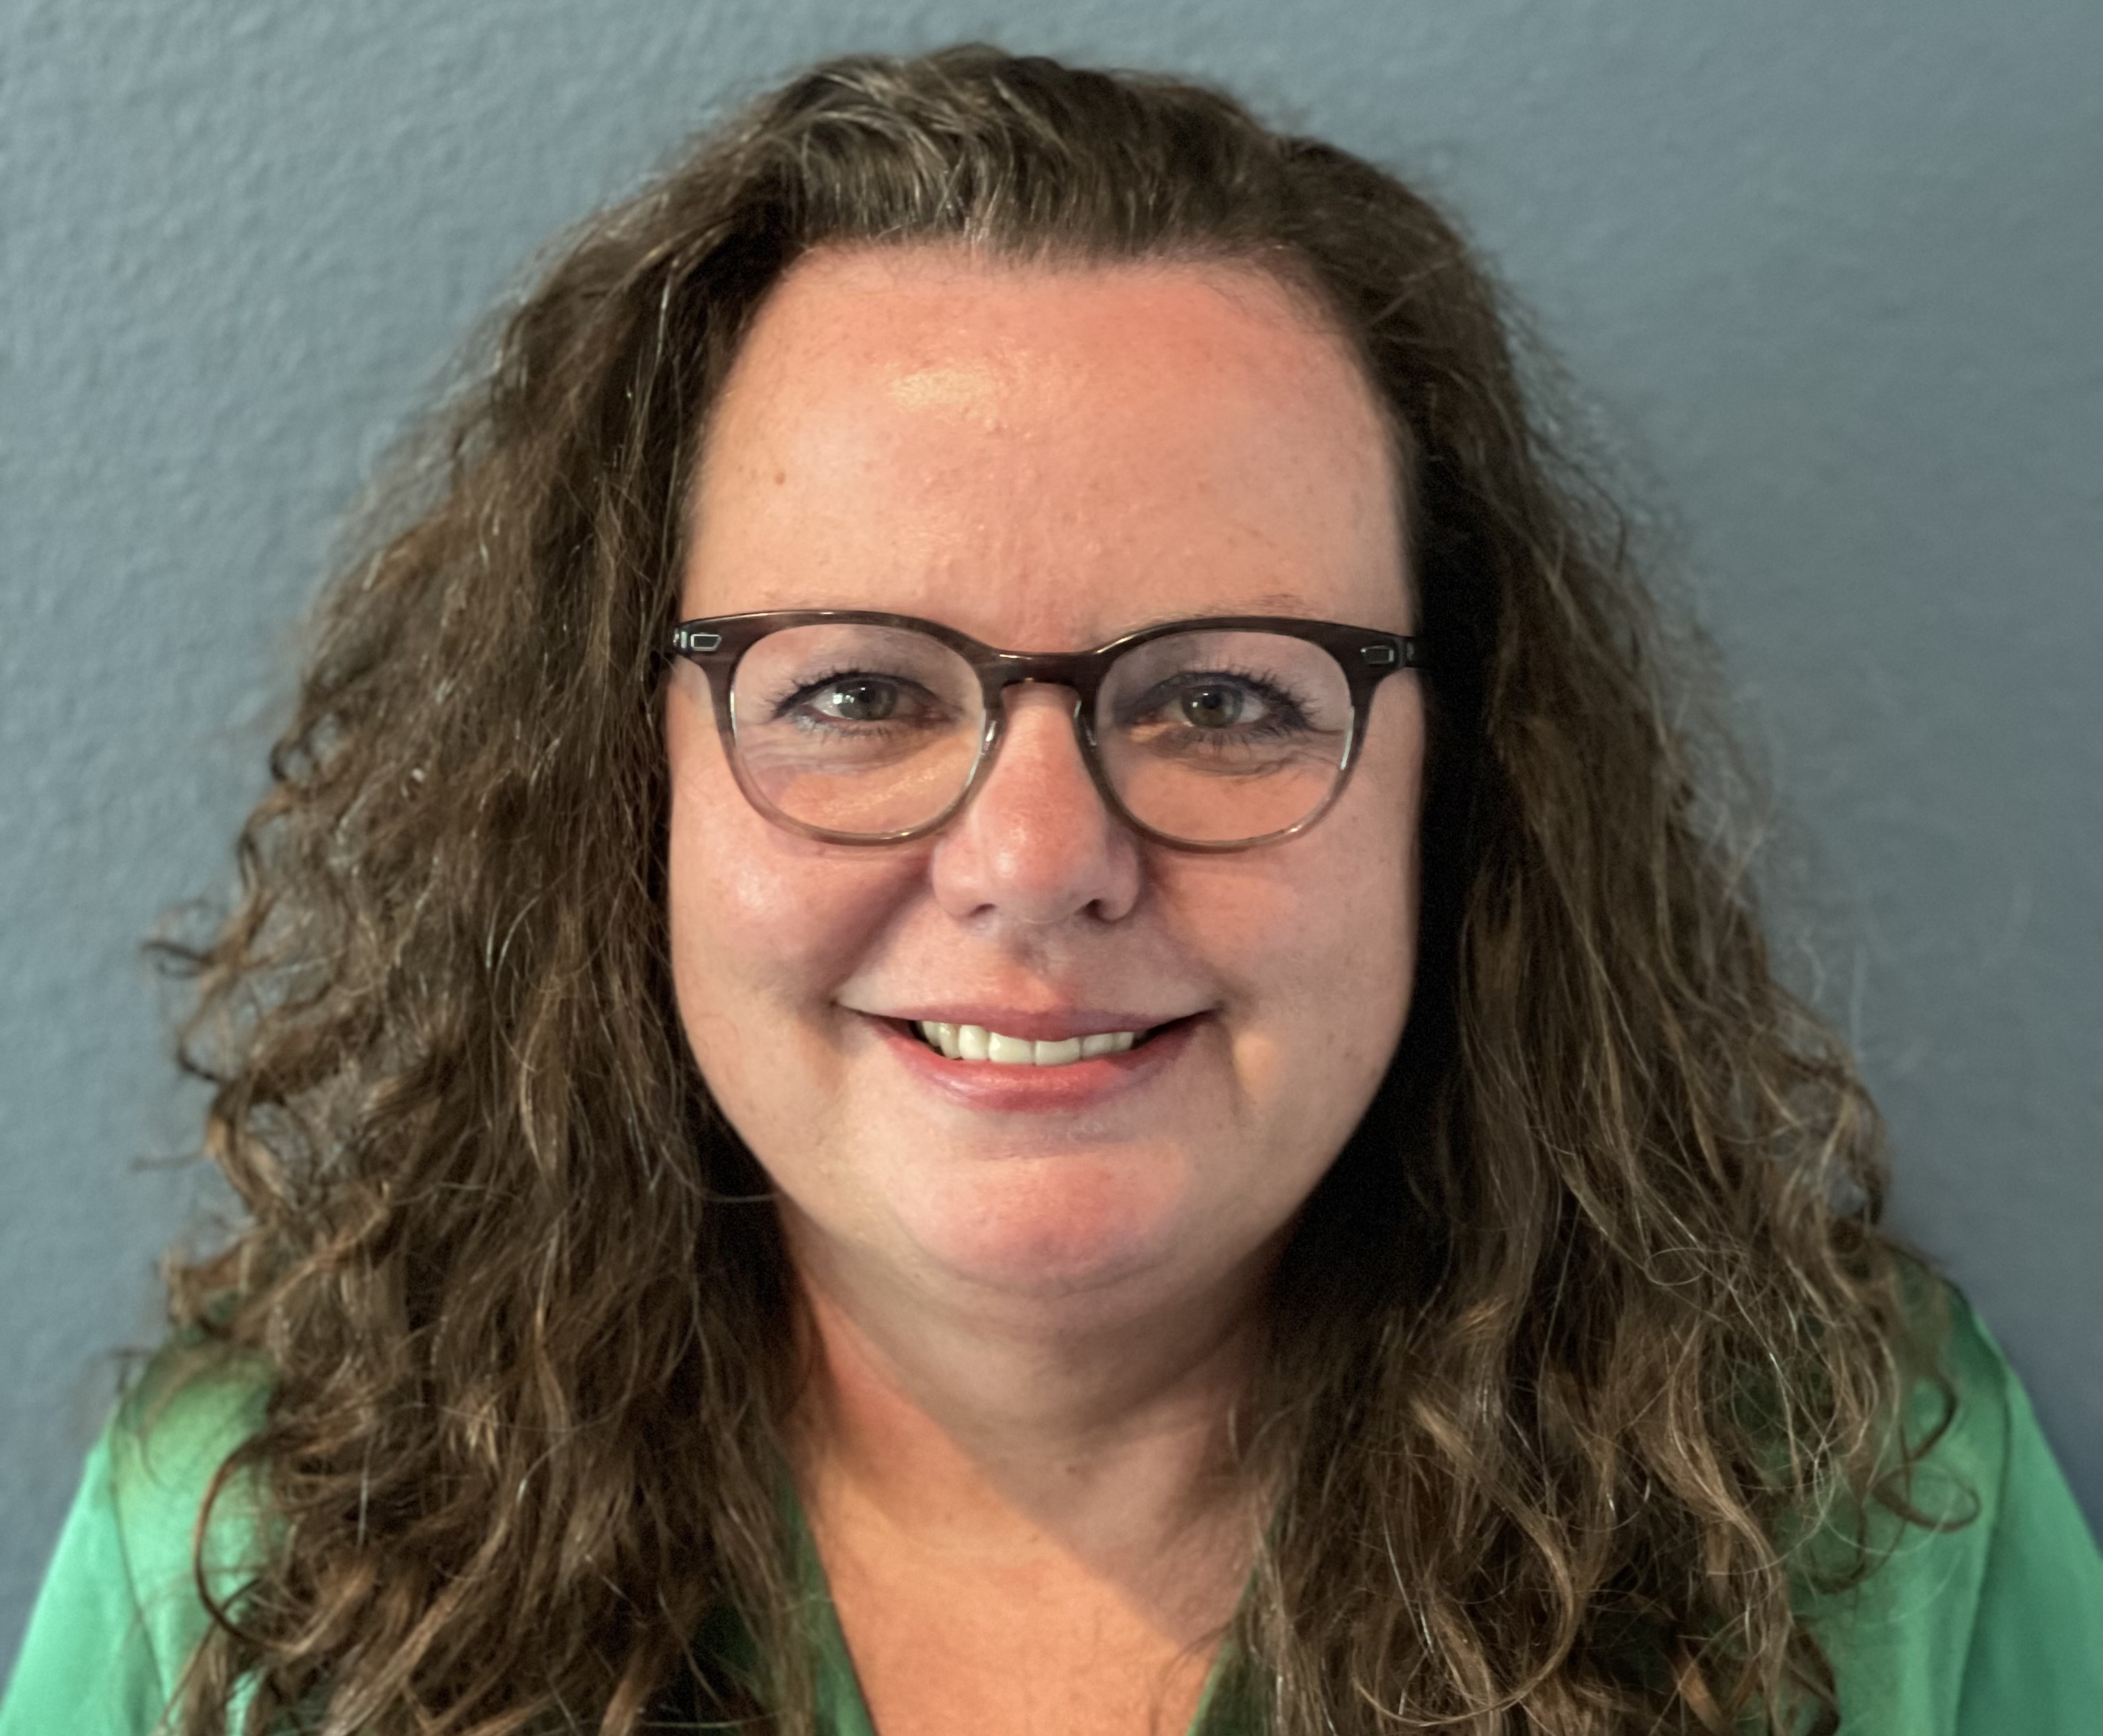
[3,0,2097,1676]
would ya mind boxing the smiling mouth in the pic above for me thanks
[910,1019,1167,1067]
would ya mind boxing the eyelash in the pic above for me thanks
[766,668,945,727]
[1126,667,1316,731]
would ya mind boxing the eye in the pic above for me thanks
[1135,671,1307,737]
[1178,681,1261,729]
[769,667,959,735]
[807,676,901,724]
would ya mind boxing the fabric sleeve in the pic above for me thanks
[1807,1289,2102,1735]
[0,1353,270,1736]
[0,1430,174,1736]
[1951,1318,2102,1735]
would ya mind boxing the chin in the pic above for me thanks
[895,1145,1199,1299]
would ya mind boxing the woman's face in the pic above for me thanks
[666,248,1424,1316]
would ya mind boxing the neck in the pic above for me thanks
[783,1207,1277,1570]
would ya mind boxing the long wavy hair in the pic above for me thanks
[159,45,1947,1736]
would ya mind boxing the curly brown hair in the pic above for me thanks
[158,44,1949,1736]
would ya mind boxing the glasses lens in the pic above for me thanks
[1096,630,1354,844]
[728,624,984,836]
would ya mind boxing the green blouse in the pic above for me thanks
[4,1292,2097,1735]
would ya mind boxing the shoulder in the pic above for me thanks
[0,1340,273,1735]
[1885,1280,2017,1532]
[1802,1280,2102,1736]
[107,1340,276,1624]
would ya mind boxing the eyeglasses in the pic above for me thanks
[667,610,1424,852]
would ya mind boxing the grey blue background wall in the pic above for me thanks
[3,0,2097,1673]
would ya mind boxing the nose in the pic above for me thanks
[929,683,1142,926]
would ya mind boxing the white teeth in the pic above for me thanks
[917,1022,1146,1066]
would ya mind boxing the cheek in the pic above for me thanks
[662,683,912,1086]
[1218,859,1412,1113]
[1210,701,1421,1121]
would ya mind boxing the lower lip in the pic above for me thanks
[867,1015,1199,1113]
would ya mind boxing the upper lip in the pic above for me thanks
[857,1006,1198,1041]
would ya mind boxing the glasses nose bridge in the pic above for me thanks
[983,646,1102,699]
[979,650,1105,742]
[969,649,1117,812]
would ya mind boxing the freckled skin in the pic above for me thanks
[665,247,1425,1325]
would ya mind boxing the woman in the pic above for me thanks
[3,45,2095,1736]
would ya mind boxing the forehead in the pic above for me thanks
[683,246,1409,642]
